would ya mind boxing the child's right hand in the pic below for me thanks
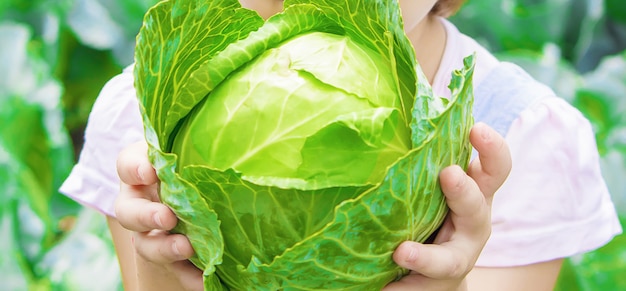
[115,141,204,291]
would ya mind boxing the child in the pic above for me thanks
[60,0,622,290]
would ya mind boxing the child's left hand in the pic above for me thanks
[384,122,511,291]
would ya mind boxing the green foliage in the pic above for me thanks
[0,0,624,290]
[135,0,474,289]
[0,22,121,290]
[0,0,159,151]
[575,51,626,153]
[0,0,159,289]
[451,0,626,71]
[606,0,626,24]
[451,0,589,61]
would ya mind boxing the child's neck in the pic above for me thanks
[405,15,447,85]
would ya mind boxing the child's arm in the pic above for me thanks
[466,259,563,291]
[107,216,203,291]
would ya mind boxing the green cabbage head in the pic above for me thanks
[133,0,475,290]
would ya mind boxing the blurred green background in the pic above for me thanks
[0,0,624,290]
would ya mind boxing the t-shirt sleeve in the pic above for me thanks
[59,66,144,217]
[476,96,622,267]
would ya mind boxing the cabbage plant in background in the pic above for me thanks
[134,0,475,289]
[1,0,161,290]
[0,22,122,290]
[0,0,159,152]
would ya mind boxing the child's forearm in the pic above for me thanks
[107,216,189,291]
[107,216,139,291]
[466,260,563,291]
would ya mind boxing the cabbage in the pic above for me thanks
[133,0,475,290]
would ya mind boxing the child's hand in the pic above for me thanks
[384,122,512,291]
[113,123,509,291]
[115,141,204,291]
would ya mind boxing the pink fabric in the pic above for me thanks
[477,97,621,266]
[433,18,621,266]
[60,66,144,217]
[60,19,621,266]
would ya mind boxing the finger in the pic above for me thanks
[392,241,471,280]
[467,122,511,201]
[115,141,177,232]
[169,260,204,291]
[134,230,195,264]
[439,165,490,234]
[117,141,159,186]
[115,194,178,232]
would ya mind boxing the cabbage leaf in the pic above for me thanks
[134,0,475,289]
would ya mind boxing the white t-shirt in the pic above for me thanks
[60,18,622,267]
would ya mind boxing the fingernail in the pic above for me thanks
[172,241,181,257]
[137,165,146,183]
[153,213,163,228]
[455,168,466,188]
[406,245,418,263]
[481,125,491,141]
